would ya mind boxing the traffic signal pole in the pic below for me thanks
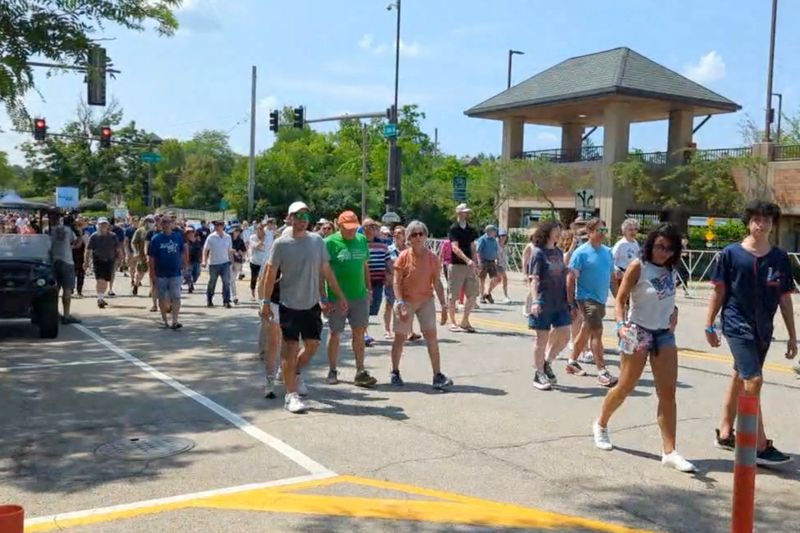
[247,66,257,220]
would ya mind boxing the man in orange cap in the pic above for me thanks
[323,210,377,388]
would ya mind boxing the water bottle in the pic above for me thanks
[618,324,640,355]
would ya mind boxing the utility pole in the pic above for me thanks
[387,0,402,214]
[507,49,524,89]
[362,123,369,221]
[247,65,257,220]
[764,0,778,142]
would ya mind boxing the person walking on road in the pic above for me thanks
[324,211,378,388]
[592,224,697,473]
[131,216,154,297]
[184,228,203,293]
[566,218,618,387]
[477,224,501,304]
[258,201,348,414]
[447,203,479,333]
[706,200,796,465]
[249,223,272,301]
[390,221,452,390]
[363,218,392,347]
[203,220,233,308]
[528,221,571,391]
[255,219,280,399]
[230,226,247,304]
[493,229,512,304]
[149,216,187,329]
[612,218,641,285]
[85,218,120,309]
[49,216,81,324]
[70,217,87,298]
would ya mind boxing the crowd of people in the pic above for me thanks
[10,197,800,472]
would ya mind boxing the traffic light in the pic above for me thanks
[99,126,112,148]
[87,46,107,106]
[268,110,279,133]
[33,118,47,141]
[293,107,304,129]
[386,104,397,123]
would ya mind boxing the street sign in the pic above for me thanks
[140,152,162,163]
[452,175,467,202]
[381,211,401,224]
[575,189,595,211]
[114,208,129,220]
[383,123,397,138]
[55,187,79,209]
[219,199,230,211]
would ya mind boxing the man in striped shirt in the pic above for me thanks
[363,218,392,346]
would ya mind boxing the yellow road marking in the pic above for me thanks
[469,317,796,375]
[27,475,655,532]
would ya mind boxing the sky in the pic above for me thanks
[2,0,799,165]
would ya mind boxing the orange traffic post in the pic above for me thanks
[731,394,759,533]
[0,504,24,533]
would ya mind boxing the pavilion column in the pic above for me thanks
[499,118,524,229]
[599,102,630,231]
[561,123,584,161]
[667,109,694,166]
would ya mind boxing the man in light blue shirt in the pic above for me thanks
[477,224,500,303]
[566,218,617,387]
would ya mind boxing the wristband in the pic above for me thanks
[615,321,626,331]
[260,299,271,306]
[704,325,716,334]
[532,300,543,305]
[396,299,406,306]
[320,297,329,304]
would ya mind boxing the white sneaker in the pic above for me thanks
[295,373,308,397]
[662,451,697,473]
[264,377,276,399]
[580,351,595,364]
[500,297,512,304]
[275,366,283,383]
[593,421,613,451]
[284,392,307,413]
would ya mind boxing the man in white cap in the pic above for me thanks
[447,204,479,332]
[85,217,121,308]
[259,201,348,413]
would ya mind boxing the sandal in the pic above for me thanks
[384,332,394,340]
[460,324,476,333]
[448,324,464,333]
[408,333,422,342]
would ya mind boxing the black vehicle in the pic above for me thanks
[0,194,60,338]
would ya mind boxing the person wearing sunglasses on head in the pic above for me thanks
[593,224,697,473]
[565,218,618,387]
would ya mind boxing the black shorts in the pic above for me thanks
[93,258,115,281]
[279,304,322,342]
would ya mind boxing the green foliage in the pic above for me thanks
[612,156,746,215]
[687,219,746,248]
[78,198,107,212]
[0,0,180,125]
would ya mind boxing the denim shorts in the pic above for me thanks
[528,307,571,330]
[629,324,676,355]
[156,276,182,301]
[726,336,770,379]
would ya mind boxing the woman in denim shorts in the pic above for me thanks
[592,224,697,473]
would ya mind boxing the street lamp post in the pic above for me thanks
[764,0,778,142]
[772,92,783,144]
[387,0,402,214]
[507,49,524,89]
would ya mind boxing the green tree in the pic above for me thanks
[0,151,17,190]
[0,0,179,125]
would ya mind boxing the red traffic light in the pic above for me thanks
[100,126,112,138]
[35,119,46,129]
[33,118,47,140]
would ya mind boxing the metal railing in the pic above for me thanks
[521,146,603,163]
[628,151,668,167]
[774,144,800,161]
[428,239,800,293]
[692,146,751,161]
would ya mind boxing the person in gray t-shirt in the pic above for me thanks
[49,221,81,324]
[258,201,347,413]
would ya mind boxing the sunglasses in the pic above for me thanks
[597,228,608,234]
[294,212,311,221]
[409,231,426,238]
[653,243,674,253]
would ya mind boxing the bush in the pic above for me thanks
[79,210,112,220]
[78,198,108,212]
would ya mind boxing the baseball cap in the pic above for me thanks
[380,225,391,234]
[456,203,471,214]
[97,217,109,225]
[498,228,508,236]
[337,211,360,231]
[143,215,155,222]
[287,201,309,215]
[485,224,497,232]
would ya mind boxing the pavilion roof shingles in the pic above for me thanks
[465,47,740,117]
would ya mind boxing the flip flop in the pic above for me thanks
[384,332,395,340]
[460,324,476,333]
[171,323,183,330]
[448,324,464,333]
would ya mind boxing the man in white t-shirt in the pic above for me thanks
[202,220,233,308]
[611,218,641,282]
[49,217,81,324]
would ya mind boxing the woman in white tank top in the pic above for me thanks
[592,224,697,473]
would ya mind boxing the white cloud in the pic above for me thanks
[358,34,374,50]
[259,95,279,113]
[399,40,421,57]
[683,51,726,84]
[535,132,559,145]
[358,35,422,57]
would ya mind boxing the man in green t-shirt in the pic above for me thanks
[325,210,377,388]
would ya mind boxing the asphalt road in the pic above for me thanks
[1,272,798,532]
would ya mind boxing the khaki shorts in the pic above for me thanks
[448,264,479,300]
[578,299,606,330]
[394,298,436,335]
[328,298,369,332]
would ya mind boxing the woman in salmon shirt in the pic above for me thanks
[390,220,453,391]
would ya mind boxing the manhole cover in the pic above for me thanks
[96,436,195,461]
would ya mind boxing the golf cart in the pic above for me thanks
[0,192,60,338]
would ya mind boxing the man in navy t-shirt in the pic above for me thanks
[706,200,797,466]
[148,216,187,329]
